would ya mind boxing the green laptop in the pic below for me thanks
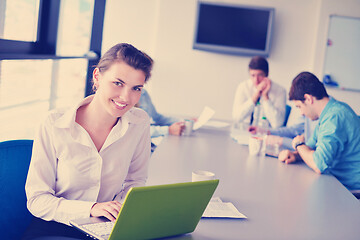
[70,180,219,240]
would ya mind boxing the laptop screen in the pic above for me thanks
[70,180,219,240]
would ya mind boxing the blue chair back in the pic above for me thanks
[0,140,34,240]
[283,105,292,126]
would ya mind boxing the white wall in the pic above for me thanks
[313,0,360,114]
[103,0,360,120]
[102,0,158,56]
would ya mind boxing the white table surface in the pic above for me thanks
[147,128,360,240]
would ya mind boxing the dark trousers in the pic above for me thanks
[22,217,92,240]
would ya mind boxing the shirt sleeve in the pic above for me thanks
[262,84,286,128]
[232,82,255,123]
[25,119,95,225]
[152,112,180,127]
[306,124,318,149]
[114,123,151,202]
[269,122,305,139]
[311,115,344,173]
[150,125,170,138]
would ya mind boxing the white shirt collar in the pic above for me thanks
[54,95,145,129]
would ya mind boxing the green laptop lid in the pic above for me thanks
[109,179,219,240]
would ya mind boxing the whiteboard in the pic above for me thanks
[323,15,360,91]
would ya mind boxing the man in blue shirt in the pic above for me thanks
[278,72,360,190]
[137,89,185,151]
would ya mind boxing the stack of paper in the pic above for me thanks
[202,197,247,218]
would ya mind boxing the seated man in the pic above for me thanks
[137,89,184,149]
[232,56,286,128]
[278,71,360,190]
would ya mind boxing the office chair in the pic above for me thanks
[351,190,360,199]
[283,105,292,126]
[0,139,34,240]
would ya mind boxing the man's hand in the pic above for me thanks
[292,135,305,150]
[291,135,321,173]
[248,126,270,135]
[256,79,268,92]
[261,77,271,100]
[252,78,271,103]
[90,201,122,222]
[169,122,185,136]
[248,126,259,134]
[278,149,296,164]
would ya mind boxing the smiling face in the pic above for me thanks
[93,61,146,119]
[249,69,266,87]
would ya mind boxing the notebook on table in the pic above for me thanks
[70,180,219,240]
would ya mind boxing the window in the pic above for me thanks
[0,0,40,42]
[0,0,105,142]
[57,0,94,56]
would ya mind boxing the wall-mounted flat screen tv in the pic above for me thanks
[193,2,275,57]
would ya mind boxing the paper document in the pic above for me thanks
[230,130,250,145]
[193,106,215,130]
[202,197,247,218]
[209,197,223,202]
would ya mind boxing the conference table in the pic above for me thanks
[147,127,360,240]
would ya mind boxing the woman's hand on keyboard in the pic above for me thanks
[90,200,122,222]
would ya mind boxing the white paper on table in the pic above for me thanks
[230,131,250,145]
[193,106,215,130]
[230,127,251,145]
[203,198,247,218]
[209,197,223,203]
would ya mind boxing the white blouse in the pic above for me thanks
[232,79,286,128]
[25,95,151,225]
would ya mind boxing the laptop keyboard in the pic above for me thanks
[83,221,115,237]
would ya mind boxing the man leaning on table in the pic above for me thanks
[278,71,360,190]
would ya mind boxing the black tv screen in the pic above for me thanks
[193,2,275,57]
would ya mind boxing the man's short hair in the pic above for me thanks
[248,56,269,77]
[289,71,329,101]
